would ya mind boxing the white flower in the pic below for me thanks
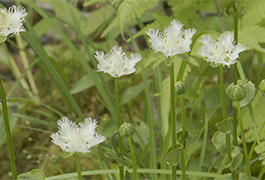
[197,32,246,68]
[146,20,196,58]
[94,46,142,78]
[0,5,27,37]
[50,117,106,153]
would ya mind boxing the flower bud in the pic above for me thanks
[226,83,246,101]
[50,155,60,164]
[258,79,265,93]
[119,122,135,137]
[174,81,187,95]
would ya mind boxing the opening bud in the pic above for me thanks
[174,81,187,95]
[119,122,135,137]
[258,79,265,93]
[226,83,246,101]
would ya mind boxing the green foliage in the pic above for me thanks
[102,0,158,38]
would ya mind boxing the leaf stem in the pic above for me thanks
[0,78,17,180]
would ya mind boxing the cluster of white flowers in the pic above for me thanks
[0,5,27,38]
[94,46,142,78]
[146,20,196,58]
[50,117,106,153]
[198,32,246,67]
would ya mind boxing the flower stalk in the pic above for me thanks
[114,78,124,180]
[75,153,82,180]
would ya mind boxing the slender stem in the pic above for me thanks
[15,35,39,102]
[124,26,157,179]
[214,0,225,32]
[0,78,17,180]
[219,66,227,118]
[170,62,177,180]
[127,137,138,180]
[219,66,236,178]
[179,98,186,179]
[237,102,251,178]
[232,0,238,44]
[232,106,238,146]
[56,164,64,175]
[247,104,265,164]
[114,78,124,180]
[170,63,176,149]
[75,153,82,180]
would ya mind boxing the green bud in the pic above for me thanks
[258,79,265,93]
[119,122,135,137]
[50,155,60,164]
[226,83,246,101]
[174,81,187,95]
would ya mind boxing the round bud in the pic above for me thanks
[50,155,60,164]
[226,83,246,101]
[119,122,135,137]
[174,81,187,95]
[258,79,265,93]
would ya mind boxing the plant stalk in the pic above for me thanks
[114,78,124,180]
[75,153,82,180]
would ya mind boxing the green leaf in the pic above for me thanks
[212,130,227,156]
[61,151,75,158]
[77,152,91,159]
[228,153,243,171]
[83,0,108,7]
[233,79,255,107]
[102,0,158,38]
[215,117,233,134]
[0,106,19,147]
[177,130,189,142]
[239,26,265,52]
[110,133,120,155]
[244,96,265,142]
[70,74,112,94]
[120,83,144,105]
[105,150,132,167]
[130,13,174,40]
[18,169,45,180]
[162,144,183,166]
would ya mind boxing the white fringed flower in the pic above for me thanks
[50,117,106,153]
[197,32,246,68]
[94,46,142,78]
[146,20,196,58]
[0,5,27,37]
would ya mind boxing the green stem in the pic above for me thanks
[127,137,138,180]
[247,104,265,165]
[179,98,186,179]
[219,66,227,118]
[170,62,177,180]
[124,26,157,179]
[237,102,251,178]
[75,153,82,180]
[0,78,17,180]
[219,66,237,178]
[232,106,238,146]
[114,78,124,180]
